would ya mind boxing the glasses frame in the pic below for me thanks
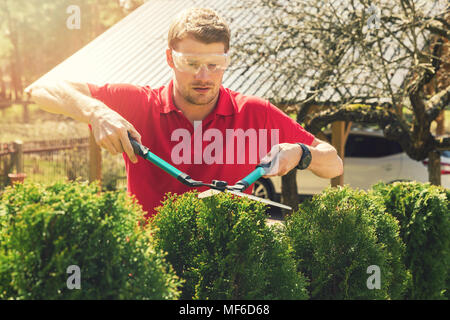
[171,49,230,74]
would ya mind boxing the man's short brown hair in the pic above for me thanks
[168,8,231,52]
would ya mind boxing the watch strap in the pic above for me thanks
[296,143,312,170]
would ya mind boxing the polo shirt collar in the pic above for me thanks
[160,80,235,116]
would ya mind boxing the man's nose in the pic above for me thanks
[194,65,210,80]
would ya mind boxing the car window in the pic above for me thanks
[442,151,450,158]
[345,135,403,158]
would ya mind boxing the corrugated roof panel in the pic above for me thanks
[29,0,248,87]
[27,0,433,105]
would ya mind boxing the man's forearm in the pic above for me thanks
[26,80,141,161]
[307,143,343,179]
[25,81,104,124]
[261,141,343,179]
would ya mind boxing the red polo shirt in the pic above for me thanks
[88,80,315,218]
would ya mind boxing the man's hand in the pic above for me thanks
[25,80,142,164]
[260,143,302,177]
[260,139,344,179]
[90,106,142,164]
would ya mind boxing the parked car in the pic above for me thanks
[252,130,450,201]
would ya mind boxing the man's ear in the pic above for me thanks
[166,48,175,69]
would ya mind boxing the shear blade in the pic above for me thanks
[198,189,292,211]
[198,189,222,198]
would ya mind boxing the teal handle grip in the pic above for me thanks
[235,152,280,191]
[143,150,184,179]
[128,133,183,179]
[240,166,266,186]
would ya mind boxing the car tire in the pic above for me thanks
[388,179,412,184]
[252,178,275,201]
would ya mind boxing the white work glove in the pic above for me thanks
[89,106,142,164]
[259,143,301,177]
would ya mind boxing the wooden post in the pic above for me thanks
[12,140,23,173]
[8,140,26,185]
[435,110,445,136]
[281,169,299,217]
[89,131,102,187]
[2,154,8,176]
[428,150,441,186]
[331,121,345,187]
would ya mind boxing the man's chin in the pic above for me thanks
[186,92,217,105]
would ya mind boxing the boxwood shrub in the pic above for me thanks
[0,181,181,300]
[151,191,309,300]
[285,186,410,300]
[370,182,450,300]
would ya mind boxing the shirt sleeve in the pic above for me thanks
[265,101,315,146]
[87,83,143,127]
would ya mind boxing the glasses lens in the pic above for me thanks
[172,51,229,74]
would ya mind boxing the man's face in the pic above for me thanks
[166,37,228,106]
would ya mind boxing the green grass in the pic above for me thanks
[25,158,69,180]
[3,152,127,190]
[0,103,53,124]
[2,154,87,188]
[0,103,89,143]
[1,103,126,190]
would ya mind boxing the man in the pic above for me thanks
[26,8,343,218]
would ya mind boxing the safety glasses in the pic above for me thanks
[171,50,230,74]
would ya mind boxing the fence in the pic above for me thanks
[0,137,126,191]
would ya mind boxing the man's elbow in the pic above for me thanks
[308,143,344,179]
[24,81,56,101]
[322,152,344,179]
[333,156,344,178]
[24,83,47,106]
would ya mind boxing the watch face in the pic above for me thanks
[297,144,312,170]
[303,151,312,168]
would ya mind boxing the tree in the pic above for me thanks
[0,0,146,100]
[228,0,449,200]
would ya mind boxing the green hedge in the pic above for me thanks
[0,181,181,299]
[1,179,447,300]
[285,186,410,300]
[371,182,450,299]
[151,191,309,300]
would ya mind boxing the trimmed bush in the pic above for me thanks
[0,180,181,300]
[151,191,309,300]
[371,182,450,300]
[285,186,409,300]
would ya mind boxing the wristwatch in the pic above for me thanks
[296,143,312,170]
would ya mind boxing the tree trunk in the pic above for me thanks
[0,67,5,99]
[281,169,299,216]
[89,131,102,188]
[5,0,23,101]
[428,150,441,186]
[331,121,346,187]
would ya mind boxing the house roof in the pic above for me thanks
[26,0,444,105]
[26,0,272,95]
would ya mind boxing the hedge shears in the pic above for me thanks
[128,133,292,210]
